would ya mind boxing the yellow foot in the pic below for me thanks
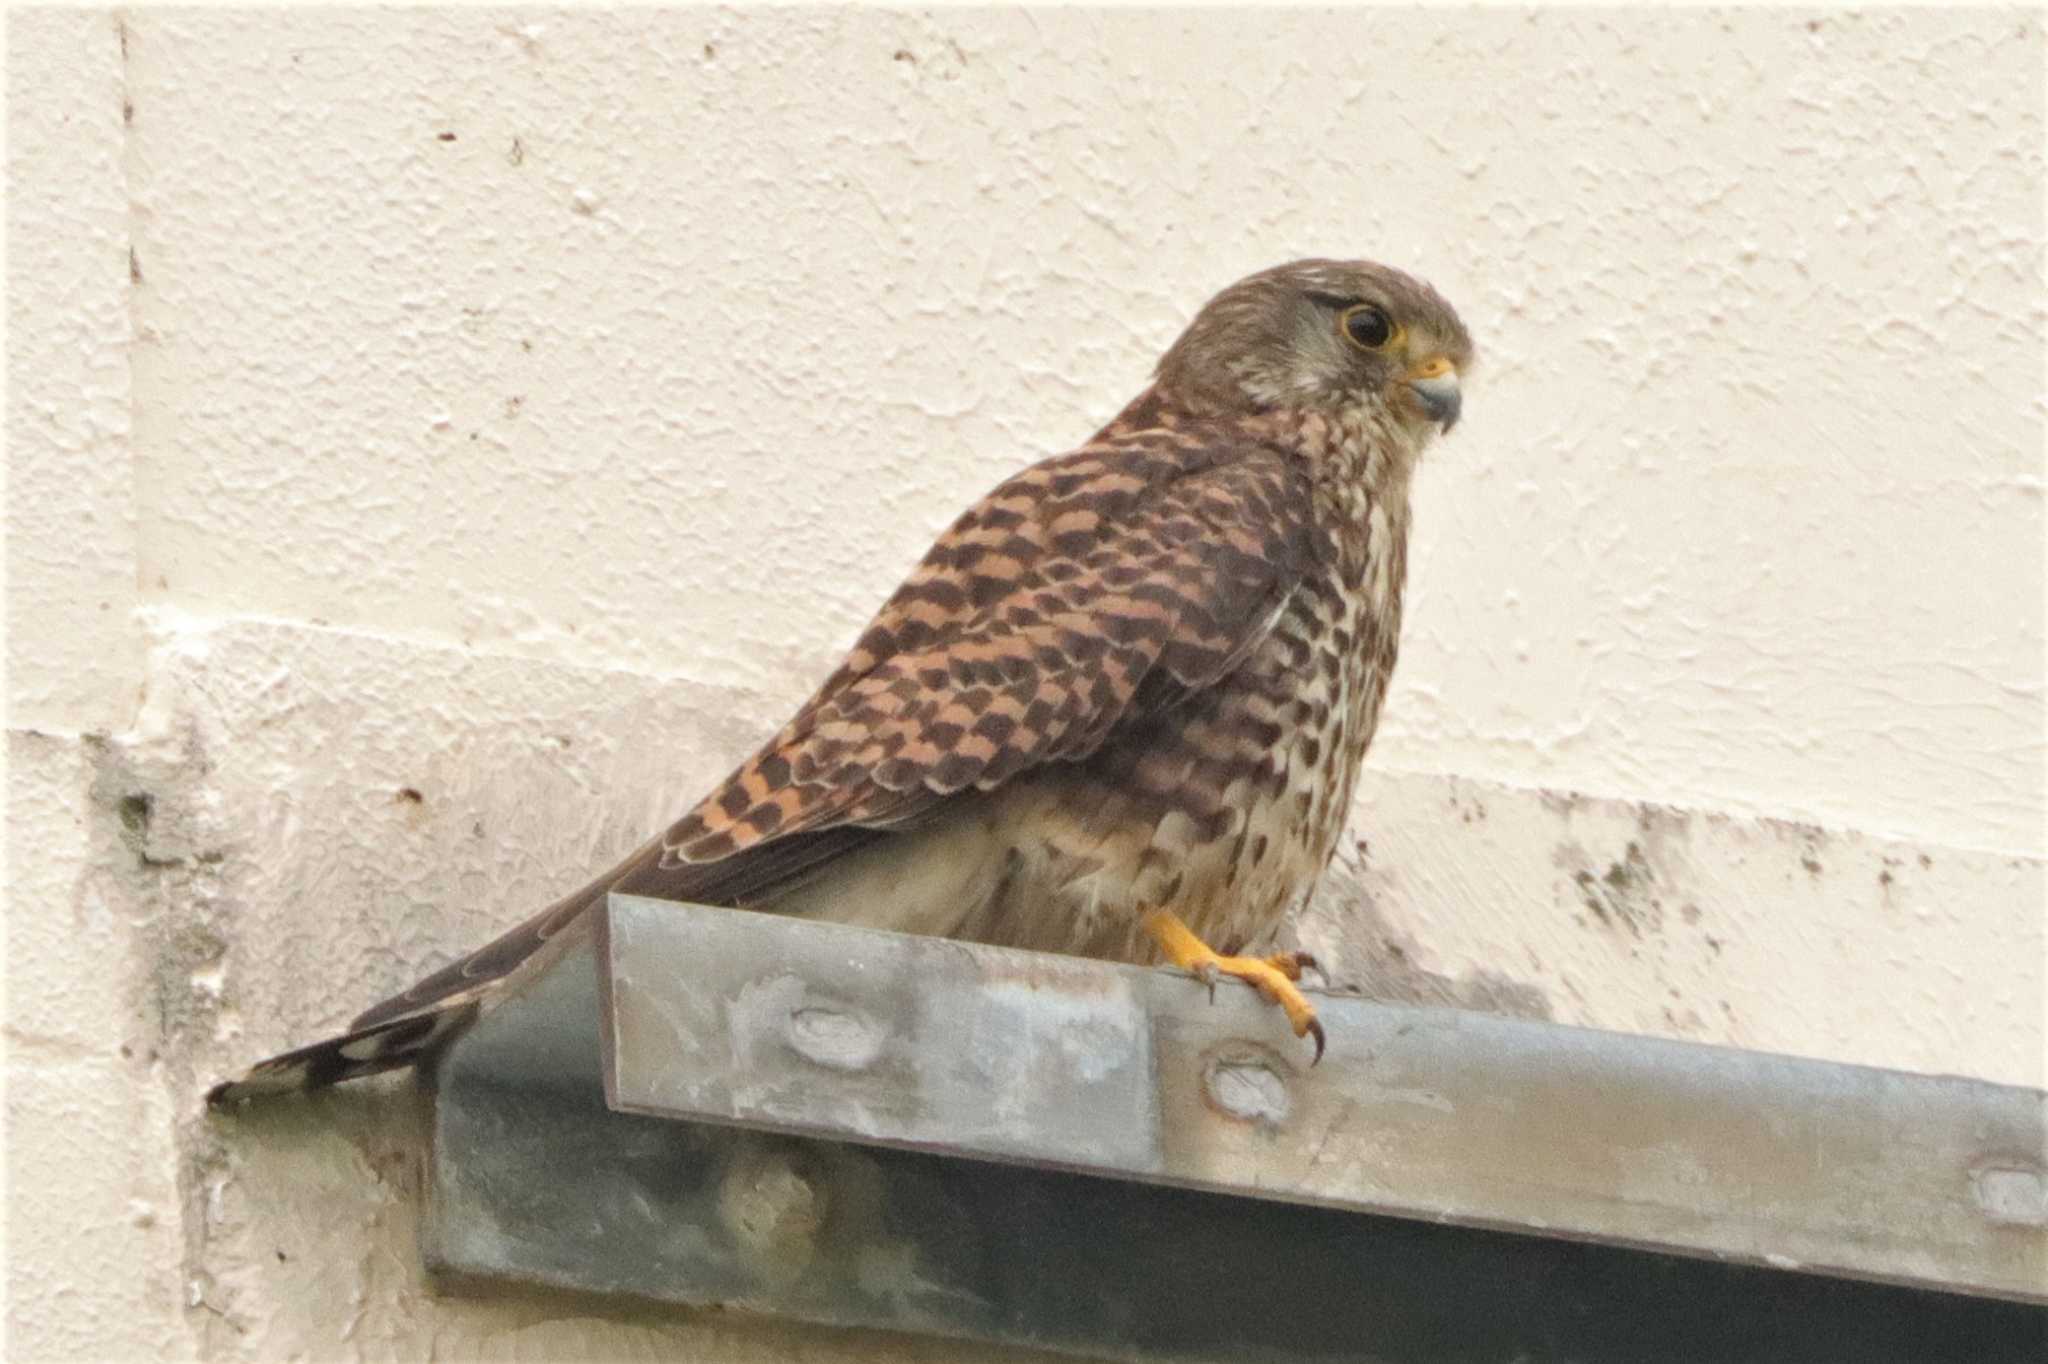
[1141,909,1325,1063]
[1261,949,1318,983]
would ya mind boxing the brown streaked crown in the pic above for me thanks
[1155,258,1473,418]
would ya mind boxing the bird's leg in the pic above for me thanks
[1140,909,1325,1063]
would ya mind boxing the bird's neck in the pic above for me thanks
[1269,403,1422,505]
[1103,385,1419,470]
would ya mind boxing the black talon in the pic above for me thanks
[1306,1016,1327,1066]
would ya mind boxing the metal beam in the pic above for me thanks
[595,894,2045,1305]
[418,895,2048,1360]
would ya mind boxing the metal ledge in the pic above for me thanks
[421,894,2048,1360]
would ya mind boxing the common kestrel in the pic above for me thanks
[210,258,1471,1103]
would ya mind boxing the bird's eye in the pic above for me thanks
[1341,304,1396,351]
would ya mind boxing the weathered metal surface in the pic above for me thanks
[597,894,2048,1306]
[600,901,1158,1172]
[418,896,2046,1358]
[426,1068,2046,1360]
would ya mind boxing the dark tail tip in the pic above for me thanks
[206,1007,472,1107]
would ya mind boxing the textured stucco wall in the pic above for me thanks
[7,6,2043,1361]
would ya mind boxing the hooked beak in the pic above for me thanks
[1403,355,1462,432]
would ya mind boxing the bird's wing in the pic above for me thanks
[210,423,1313,1101]
[653,428,1317,863]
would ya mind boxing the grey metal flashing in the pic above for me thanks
[420,894,2048,1360]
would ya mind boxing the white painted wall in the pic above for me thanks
[8,7,2042,1360]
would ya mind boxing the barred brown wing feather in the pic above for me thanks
[659,432,1312,870]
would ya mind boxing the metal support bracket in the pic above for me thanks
[421,894,2047,1360]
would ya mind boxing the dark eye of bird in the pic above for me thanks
[1342,304,1394,350]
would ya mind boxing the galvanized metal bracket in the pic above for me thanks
[421,894,2047,1360]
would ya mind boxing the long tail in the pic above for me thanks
[203,1002,484,1103]
[206,824,881,1105]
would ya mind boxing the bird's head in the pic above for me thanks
[1156,258,1473,437]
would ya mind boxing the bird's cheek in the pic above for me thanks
[1386,382,1436,430]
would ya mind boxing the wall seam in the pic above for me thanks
[114,7,160,702]
[110,13,232,1354]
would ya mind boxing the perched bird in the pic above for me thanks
[210,258,1471,1103]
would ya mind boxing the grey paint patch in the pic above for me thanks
[1303,837,1555,1022]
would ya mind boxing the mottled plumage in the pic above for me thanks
[211,258,1471,1101]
